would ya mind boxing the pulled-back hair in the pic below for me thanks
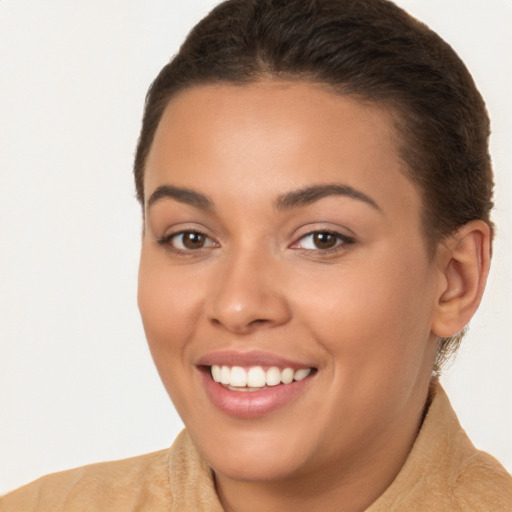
[134,0,494,371]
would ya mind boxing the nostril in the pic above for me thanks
[209,316,270,333]
[249,318,269,325]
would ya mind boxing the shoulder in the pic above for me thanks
[0,448,172,512]
[420,383,512,511]
[451,450,512,511]
[369,381,512,511]
[0,431,222,512]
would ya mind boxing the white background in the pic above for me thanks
[1,0,511,495]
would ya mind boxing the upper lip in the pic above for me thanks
[196,350,315,370]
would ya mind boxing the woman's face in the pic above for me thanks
[138,82,442,483]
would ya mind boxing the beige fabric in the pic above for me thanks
[1,382,511,511]
[367,381,512,511]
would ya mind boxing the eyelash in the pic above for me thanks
[157,229,354,256]
[157,230,218,255]
[292,230,355,253]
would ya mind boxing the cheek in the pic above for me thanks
[137,250,202,362]
[292,247,436,368]
[288,249,437,443]
[137,253,203,415]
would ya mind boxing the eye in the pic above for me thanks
[293,231,354,251]
[159,230,218,251]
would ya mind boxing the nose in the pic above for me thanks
[207,249,291,334]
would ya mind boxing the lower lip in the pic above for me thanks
[198,368,313,419]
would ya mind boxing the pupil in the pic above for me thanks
[183,232,205,249]
[314,232,336,249]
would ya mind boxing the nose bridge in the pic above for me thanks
[208,242,290,333]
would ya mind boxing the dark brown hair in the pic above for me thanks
[134,0,494,370]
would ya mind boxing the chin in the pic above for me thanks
[211,450,309,483]
[188,422,315,483]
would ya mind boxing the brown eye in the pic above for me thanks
[294,230,354,252]
[312,232,338,250]
[164,231,217,251]
[181,231,206,249]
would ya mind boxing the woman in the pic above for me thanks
[1,0,511,510]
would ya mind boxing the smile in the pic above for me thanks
[196,351,317,418]
[210,365,312,391]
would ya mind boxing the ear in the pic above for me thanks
[431,220,491,338]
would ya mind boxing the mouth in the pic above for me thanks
[196,352,317,418]
[208,364,314,392]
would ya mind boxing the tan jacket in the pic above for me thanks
[1,382,511,511]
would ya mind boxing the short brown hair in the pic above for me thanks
[134,0,494,371]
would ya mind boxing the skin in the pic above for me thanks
[137,81,488,512]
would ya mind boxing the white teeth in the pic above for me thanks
[230,366,247,387]
[210,365,312,389]
[294,368,311,381]
[247,366,266,387]
[281,367,294,384]
[211,365,221,382]
[266,366,281,386]
[220,365,231,385]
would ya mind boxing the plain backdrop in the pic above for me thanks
[1,0,511,495]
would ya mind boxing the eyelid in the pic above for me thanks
[157,228,220,254]
[290,229,355,252]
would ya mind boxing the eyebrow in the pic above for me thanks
[276,183,382,213]
[147,185,214,211]
[146,182,381,214]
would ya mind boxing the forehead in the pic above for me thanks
[144,81,421,224]
[151,82,399,162]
